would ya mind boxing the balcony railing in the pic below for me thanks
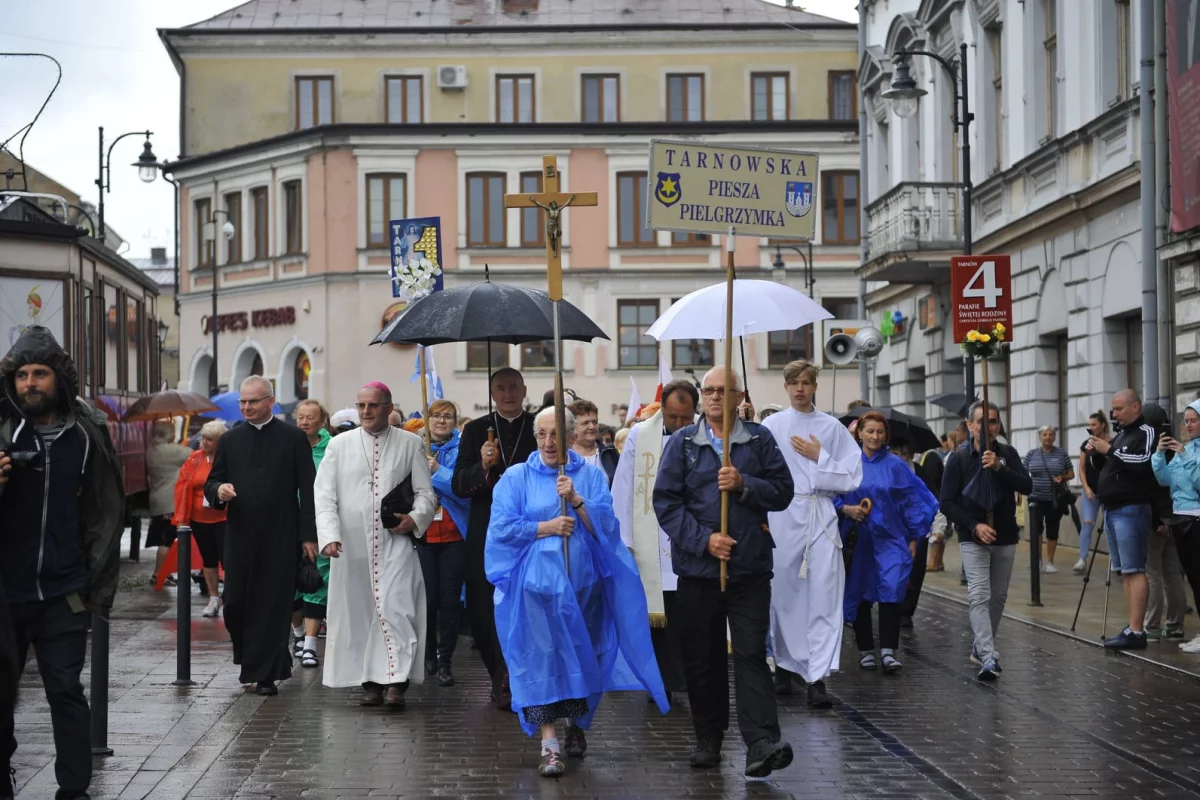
[865,182,963,262]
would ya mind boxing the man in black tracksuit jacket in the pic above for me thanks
[1093,388,1160,650]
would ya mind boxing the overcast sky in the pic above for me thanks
[1,0,859,261]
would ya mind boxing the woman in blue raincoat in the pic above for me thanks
[835,411,938,674]
[487,407,668,779]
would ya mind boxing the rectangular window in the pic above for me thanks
[988,28,1003,171]
[496,75,535,123]
[617,172,656,247]
[283,180,302,254]
[618,300,659,368]
[467,341,509,371]
[466,172,507,247]
[751,73,789,121]
[582,75,620,123]
[821,171,860,244]
[251,187,269,259]
[1115,0,1131,102]
[1043,0,1057,138]
[671,297,713,368]
[768,329,809,368]
[828,71,856,120]
[671,231,709,246]
[127,298,141,392]
[666,74,704,122]
[367,174,407,247]
[520,171,544,247]
[194,198,213,267]
[296,76,334,130]
[223,192,241,264]
[521,341,555,370]
[385,76,423,124]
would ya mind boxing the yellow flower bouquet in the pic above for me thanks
[961,322,1006,358]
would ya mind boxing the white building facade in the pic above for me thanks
[860,0,1145,456]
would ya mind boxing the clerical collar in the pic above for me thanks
[249,418,273,430]
[365,425,390,438]
[496,411,522,423]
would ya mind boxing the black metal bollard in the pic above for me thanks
[1030,517,1043,607]
[173,526,196,687]
[89,611,113,756]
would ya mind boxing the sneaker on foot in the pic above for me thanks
[881,653,902,673]
[690,737,721,769]
[806,679,832,708]
[1072,558,1086,573]
[201,596,221,618]
[564,725,587,758]
[977,659,1000,681]
[1145,629,1163,642]
[744,738,793,778]
[300,648,319,668]
[1164,627,1186,640]
[539,749,565,778]
[1044,562,1058,574]
[1103,628,1148,650]
[436,665,455,687]
[1180,635,1200,653]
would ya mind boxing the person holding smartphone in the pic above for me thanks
[1152,400,1200,652]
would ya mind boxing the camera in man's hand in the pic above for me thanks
[3,447,42,469]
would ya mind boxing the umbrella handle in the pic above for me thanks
[858,498,873,515]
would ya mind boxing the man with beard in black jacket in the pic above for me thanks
[0,327,125,800]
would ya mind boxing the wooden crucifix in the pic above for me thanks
[504,155,598,571]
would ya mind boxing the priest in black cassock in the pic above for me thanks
[453,367,537,709]
[205,375,318,696]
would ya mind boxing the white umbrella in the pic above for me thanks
[645,279,833,342]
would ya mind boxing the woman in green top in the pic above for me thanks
[294,399,333,667]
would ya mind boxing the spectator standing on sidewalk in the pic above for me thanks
[1153,400,1200,652]
[1092,389,1158,651]
[146,422,191,587]
[939,401,1032,681]
[0,326,125,800]
[205,376,319,696]
[1076,412,1111,572]
[1142,405,1187,642]
[172,421,229,617]
[1023,426,1074,574]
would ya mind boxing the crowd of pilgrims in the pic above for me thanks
[154,360,965,780]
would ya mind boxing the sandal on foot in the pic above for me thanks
[859,653,877,670]
[881,654,902,673]
[300,648,319,668]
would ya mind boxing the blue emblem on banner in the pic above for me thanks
[654,172,682,207]
[785,181,813,218]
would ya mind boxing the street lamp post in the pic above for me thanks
[95,126,158,244]
[772,243,815,296]
[882,42,974,397]
[205,210,236,397]
[156,319,169,390]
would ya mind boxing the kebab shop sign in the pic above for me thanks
[201,306,296,335]
[950,256,1013,343]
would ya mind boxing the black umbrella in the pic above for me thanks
[371,280,608,347]
[838,406,941,453]
[929,392,977,419]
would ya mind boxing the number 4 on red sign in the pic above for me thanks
[962,260,1004,308]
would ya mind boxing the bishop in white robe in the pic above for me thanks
[315,382,436,707]
[762,363,862,707]
[612,395,696,694]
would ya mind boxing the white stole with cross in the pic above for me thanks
[630,412,670,626]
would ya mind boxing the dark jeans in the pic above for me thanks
[676,574,779,747]
[652,590,687,693]
[3,595,91,798]
[417,539,465,668]
[1171,519,1200,609]
[1029,499,1063,542]
[903,538,929,617]
[853,601,901,651]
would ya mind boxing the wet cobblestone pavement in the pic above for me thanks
[13,566,1200,799]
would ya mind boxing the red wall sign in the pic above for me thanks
[950,255,1013,343]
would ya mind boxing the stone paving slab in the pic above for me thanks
[11,536,1200,799]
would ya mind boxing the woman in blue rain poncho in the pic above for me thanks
[486,406,668,779]
[835,411,938,674]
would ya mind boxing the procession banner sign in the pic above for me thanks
[646,139,818,241]
[950,255,1013,343]
[388,216,444,299]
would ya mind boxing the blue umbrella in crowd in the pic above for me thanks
[201,390,282,422]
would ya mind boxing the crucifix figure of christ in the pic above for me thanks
[504,155,599,569]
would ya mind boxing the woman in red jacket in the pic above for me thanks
[173,420,229,617]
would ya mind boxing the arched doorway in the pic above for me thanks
[231,342,268,393]
[189,352,213,394]
[276,342,313,405]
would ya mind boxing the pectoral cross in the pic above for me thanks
[637,451,656,516]
[503,155,598,301]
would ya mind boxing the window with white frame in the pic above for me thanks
[1042,0,1058,140]
[987,27,1003,172]
[366,174,407,247]
[283,180,303,255]
[496,75,535,123]
[386,76,423,124]
[296,76,334,130]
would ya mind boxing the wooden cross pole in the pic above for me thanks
[504,155,598,567]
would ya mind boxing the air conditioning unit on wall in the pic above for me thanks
[437,66,468,89]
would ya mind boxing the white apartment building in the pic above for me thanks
[859,0,1145,455]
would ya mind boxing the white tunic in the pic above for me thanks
[314,426,437,688]
[763,407,862,683]
[612,415,677,602]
